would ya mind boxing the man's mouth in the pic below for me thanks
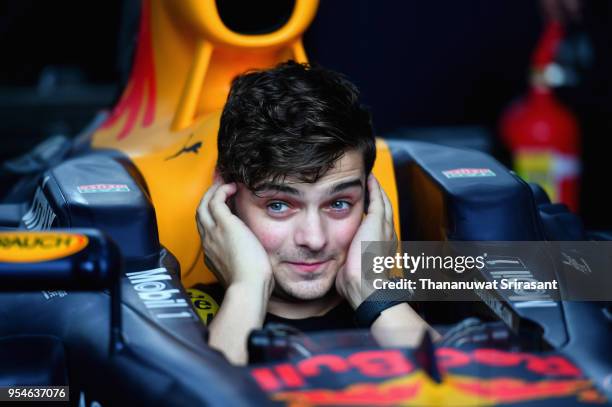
[285,260,330,273]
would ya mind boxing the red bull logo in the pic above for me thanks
[273,374,601,406]
[251,348,607,406]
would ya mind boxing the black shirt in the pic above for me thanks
[264,300,355,332]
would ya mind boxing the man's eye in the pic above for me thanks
[267,202,289,213]
[330,200,351,211]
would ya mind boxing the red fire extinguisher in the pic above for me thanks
[500,21,580,212]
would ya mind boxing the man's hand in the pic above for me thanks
[196,180,274,294]
[334,174,438,344]
[196,179,275,364]
[335,174,398,309]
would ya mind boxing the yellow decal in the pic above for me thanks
[0,232,89,263]
[187,288,219,325]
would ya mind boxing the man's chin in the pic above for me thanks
[274,278,335,302]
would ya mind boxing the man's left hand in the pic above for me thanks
[335,174,398,309]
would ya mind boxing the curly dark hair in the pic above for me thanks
[217,61,375,190]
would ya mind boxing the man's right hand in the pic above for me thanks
[196,180,274,294]
[196,179,275,365]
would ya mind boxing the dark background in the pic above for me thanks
[0,0,610,229]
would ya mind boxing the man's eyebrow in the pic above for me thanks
[254,183,303,196]
[328,179,363,195]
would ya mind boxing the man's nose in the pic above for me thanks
[294,211,327,252]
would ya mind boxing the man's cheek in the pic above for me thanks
[333,218,362,247]
[252,225,286,251]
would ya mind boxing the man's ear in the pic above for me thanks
[213,167,223,184]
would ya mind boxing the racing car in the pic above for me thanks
[1,0,611,405]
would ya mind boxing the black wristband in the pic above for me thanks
[354,291,404,328]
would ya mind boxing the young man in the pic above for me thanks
[195,61,433,365]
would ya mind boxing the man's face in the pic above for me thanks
[233,150,366,301]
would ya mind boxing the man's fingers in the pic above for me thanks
[196,216,205,239]
[209,183,238,226]
[368,175,396,240]
[366,174,385,215]
[197,181,221,230]
[197,182,220,230]
[381,189,394,231]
